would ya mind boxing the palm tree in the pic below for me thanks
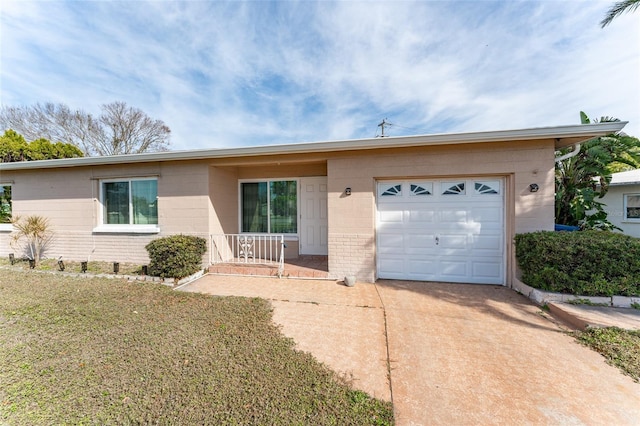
[601,0,640,27]
[555,112,640,229]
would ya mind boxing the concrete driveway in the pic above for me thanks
[179,275,640,425]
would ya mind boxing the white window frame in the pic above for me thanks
[93,177,160,234]
[623,193,640,222]
[0,183,12,232]
[238,179,299,236]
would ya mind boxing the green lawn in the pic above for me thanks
[0,270,393,425]
[574,327,640,383]
[0,257,144,275]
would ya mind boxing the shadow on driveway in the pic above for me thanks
[375,280,640,425]
[181,275,640,425]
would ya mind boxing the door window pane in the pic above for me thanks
[270,181,297,233]
[104,182,129,224]
[242,182,268,232]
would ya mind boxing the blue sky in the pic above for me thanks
[1,1,638,151]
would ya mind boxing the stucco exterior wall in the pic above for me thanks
[326,140,555,283]
[209,166,239,235]
[1,161,212,264]
[217,162,327,259]
[602,184,640,238]
[1,139,558,281]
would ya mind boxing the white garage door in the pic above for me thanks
[376,179,504,284]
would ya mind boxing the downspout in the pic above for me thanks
[555,143,581,163]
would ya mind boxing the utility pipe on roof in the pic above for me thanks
[555,143,581,163]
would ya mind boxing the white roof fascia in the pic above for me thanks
[0,122,627,171]
[610,170,640,186]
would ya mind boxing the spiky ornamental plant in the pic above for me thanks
[555,112,640,229]
[10,215,54,264]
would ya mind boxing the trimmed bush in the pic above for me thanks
[515,231,640,296]
[146,235,207,279]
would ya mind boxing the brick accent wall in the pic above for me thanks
[327,233,375,282]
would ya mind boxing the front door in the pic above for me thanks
[299,177,328,255]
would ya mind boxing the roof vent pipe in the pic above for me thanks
[555,143,581,163]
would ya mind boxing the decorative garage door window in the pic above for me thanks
[410,183,432,196]
[442,182,465,195]
[474,181,500,195]
[380,184,402,197]
[378,180,501,199]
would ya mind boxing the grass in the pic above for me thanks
[0,270,393,425]
[0,257,143,275]
[566,298,609,307]
[574,327,640,383]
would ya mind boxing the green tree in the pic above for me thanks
[601,0,640,27]
[555,112,640,229]
[0,129,83,162]
[0,129,29,162]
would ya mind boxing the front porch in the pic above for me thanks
[208,255,329,279]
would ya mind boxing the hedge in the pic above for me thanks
[515,231,640,297]
[146,235,207,279]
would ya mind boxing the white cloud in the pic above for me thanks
[1,0,638,150]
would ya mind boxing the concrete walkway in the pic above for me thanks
[179,275,640,425]
[548,302,640,330]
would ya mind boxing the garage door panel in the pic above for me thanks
[439,210,467,223]
[406,234,436,254]
[378,209,404,223]
[471,207,502,223]
[377,179,504,285]
[472,235,502,250]
[408,209,436,222]
[439,260,468,278]
[439,234,467,249]
[378,233,404,253]
[407,260,437,277]
[472,261,503,279]
[378,257,405,276]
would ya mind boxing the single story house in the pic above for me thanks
[0,122,626,285]
[601,169,640,237]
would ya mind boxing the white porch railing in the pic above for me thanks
[210,234,285,276]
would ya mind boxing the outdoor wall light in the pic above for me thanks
[529,183,539,193]
[345,187,352,196]
[81,261,88,273]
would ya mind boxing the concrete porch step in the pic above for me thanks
[208,263,330,279]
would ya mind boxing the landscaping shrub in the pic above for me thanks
[146,234,207,279]
[515,231,640,296]
[10,214,54,264]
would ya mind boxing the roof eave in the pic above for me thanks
[0,122,627,171]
